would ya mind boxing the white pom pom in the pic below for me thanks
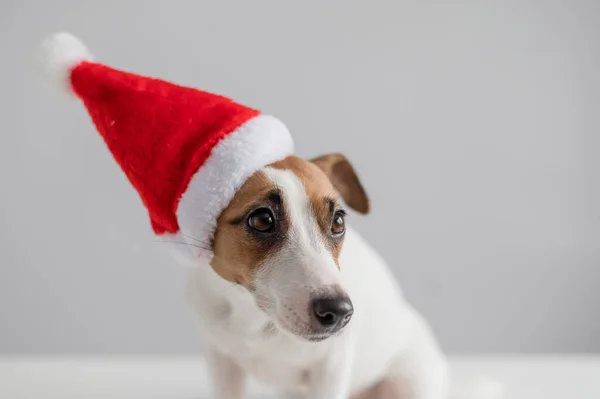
[41,32,93,94]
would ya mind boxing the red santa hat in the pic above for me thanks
[42,32,294,261]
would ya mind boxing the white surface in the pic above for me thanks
[1,356,599,399]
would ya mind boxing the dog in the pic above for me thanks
[42,32,449,399]
[185,154,449,399]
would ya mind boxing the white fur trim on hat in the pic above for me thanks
[42,32,93,94]
[173,114,294,263]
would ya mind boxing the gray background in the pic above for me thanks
[1,1,599,354]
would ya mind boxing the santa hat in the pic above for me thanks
[42,32,294,260]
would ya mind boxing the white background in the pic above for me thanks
[1,0,598,354]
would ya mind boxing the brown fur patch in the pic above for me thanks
[211,155,349,284]
[211,171,286,286]
[311,153,370,214]
[351,378,411,399]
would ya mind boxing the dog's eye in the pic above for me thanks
[331,211,346,235]
[248,208,275,233]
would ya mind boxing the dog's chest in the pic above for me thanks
[214,329,316,389]
[193,286,329,389]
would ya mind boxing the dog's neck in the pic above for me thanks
[187,258,271,334]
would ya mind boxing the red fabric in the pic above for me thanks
[70,61,260,234]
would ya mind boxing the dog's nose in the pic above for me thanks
[311,296,354,329]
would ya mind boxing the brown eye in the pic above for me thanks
[331,211,346,235]
[248,208,275,233]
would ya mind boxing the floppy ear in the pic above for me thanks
[311,153,370,214]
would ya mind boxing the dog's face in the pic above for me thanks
[211,154,369,341]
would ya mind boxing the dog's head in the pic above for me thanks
[210,154,369,341]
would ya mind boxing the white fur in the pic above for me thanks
[254,168,343,337]
[186,167,450,399]
[175,115,294,262]
[42,32,93,95]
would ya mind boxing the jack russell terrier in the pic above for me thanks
[187,154,450,399]
[43,33,450,399]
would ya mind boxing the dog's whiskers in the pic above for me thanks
[152,239,211,251]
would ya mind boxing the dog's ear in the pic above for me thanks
[311,153,370,214]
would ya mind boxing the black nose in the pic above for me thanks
[311,296,354,329]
